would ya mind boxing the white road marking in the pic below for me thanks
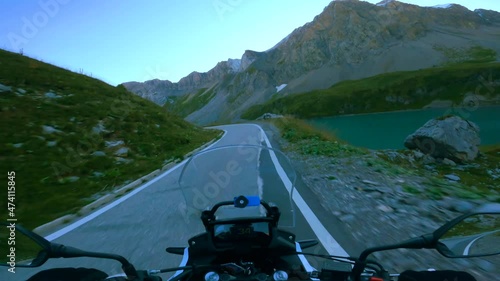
[251,124,349,257]
[44,123,348,258]
[44,130,227,241]
[463,229,500,255]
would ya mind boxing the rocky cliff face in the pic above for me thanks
[122,59,241,104]
[123,0,500,125]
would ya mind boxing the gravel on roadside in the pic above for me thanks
[262,122,499,281]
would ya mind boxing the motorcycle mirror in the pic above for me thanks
[434,212,500,258]
[352,204,500,281]
[0,223,51,268]
[0,223,140,277]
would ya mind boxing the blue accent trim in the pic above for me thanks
[246,196,260,206]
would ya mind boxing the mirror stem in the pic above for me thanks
[352,234,435,280]
[50,244,138,277]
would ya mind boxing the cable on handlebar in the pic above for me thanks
[159,266,193,274]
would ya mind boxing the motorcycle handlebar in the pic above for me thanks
[26,266,476,281]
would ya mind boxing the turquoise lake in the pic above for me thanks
[307,106,500,149]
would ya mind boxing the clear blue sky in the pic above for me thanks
[1,0,499,86]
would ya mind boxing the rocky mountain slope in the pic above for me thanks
[123,0,500,125]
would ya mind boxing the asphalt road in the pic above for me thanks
[440,230,500,257]
[1,124,358,280]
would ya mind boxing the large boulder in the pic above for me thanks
[404,116,480,162]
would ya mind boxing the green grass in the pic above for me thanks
[271,117,366,157]
[0,49,220,229]
[171,86,217,117]
[242,61,500,119]
[434,45,497,64]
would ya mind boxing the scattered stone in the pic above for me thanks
[385,151,400,161]
[487,168,500,180]
[59,176,80,184]
[442,158,456,166]
[340,214,356,223]
[0,83,12,92]
[155,124,160,128]
[358,185,377,192]
[114,147,129,156]
[376,205,394,213]
[417,200,437,212]
[67,176,80,183]
[91,151,106,157]
[362,179,380,186]
[384,198,399,209]
[69,117,76,122]
[375,186,392,194]
[12,143,23,148]
[436,199,452,210]
[105,140,124,147]
[424,164,435,171]
[400,196,420,206]
[394,185,404,194]
[45,92,61,99]
[404,116,480,162]
[92,121,109,134]
[257,113,284,120]
[444,174,460,181]
[421,154,436,164]
[17,88,26,94]
[411,150,424,159]
[42,125,62,134]
[449,199,474,213]
[92,172,104,178]
[115,157,133,164]
[46,141,57,147]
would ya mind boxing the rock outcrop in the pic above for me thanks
[121,59,240,105]
[404,116,481,162]
[123,1,500,125]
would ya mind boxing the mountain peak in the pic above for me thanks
[376,0,398,7]
[431,3,453,9]
[227,58,241,72]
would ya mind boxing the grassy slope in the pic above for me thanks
[271,117,366,157]
[242,62,500,119]
[0,49,219,229]
[169,87,217,117]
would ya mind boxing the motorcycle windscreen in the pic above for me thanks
[179,145,296,228]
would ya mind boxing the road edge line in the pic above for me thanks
[43,130,227,241]
[253,123,349,257]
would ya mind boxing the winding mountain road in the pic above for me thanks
[2,124,359,281]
